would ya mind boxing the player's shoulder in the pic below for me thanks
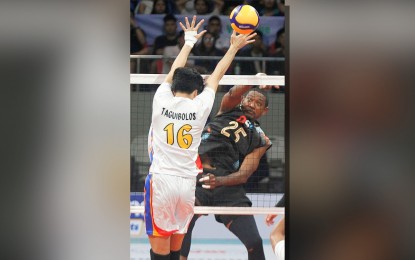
[193,88,215,105]
[197,87,215,97]
[154,82,172,96]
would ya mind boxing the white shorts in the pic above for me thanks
[144,173,196,236]
[274,240,285,260]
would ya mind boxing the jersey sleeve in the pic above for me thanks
[255,125,273,148]
[194,86,215,121]
[154,82,174,100]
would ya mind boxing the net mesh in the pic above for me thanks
[131,75,284,209]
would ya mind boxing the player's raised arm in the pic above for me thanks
[216,140,270,187]
[218,84,253,114]
[164,16,206,84]
[205,31,256,93]
[218,73,279,114]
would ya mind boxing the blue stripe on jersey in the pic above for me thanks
[144,174,153,234]
[149,150,153,163]
[232,160,240,170]
[148,129,154,164]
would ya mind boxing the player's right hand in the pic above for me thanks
[256,73,280,90]
[199,173,216,189]
[229,30,257,50]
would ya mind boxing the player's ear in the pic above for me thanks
[192,89,198,98]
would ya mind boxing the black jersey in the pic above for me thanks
[199,106,268,175]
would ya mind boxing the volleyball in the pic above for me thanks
[229,5,260,34]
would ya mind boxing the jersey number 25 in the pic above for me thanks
[221,121,247,142]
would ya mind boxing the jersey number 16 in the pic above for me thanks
[163,123,193,149]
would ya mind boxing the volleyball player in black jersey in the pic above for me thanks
[180,83,276,260]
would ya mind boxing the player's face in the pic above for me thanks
[241,91,268,120]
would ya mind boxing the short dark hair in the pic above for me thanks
[171,67,204,94]
[164,14,177,23]
[247,88,269,107]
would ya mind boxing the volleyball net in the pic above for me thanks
[130,73,285,215]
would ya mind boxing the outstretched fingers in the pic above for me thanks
[185,16,190,28]
[195,30,207,39]
[243,32,257,44]
[195,18,205,31]
[181,16,204,32]
[179,21,186,31]
[246,32,257,40]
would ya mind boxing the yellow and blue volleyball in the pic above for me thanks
[229,5,260,34]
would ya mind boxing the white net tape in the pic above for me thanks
[131,206,285,215]
[130,74,285,86]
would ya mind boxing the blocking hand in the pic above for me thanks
[179,15,207,47]
[229,30,257,50]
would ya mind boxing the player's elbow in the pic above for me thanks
[238,174,249,184]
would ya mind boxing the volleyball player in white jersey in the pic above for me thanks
[144,15,257,260]
[267,195,285,259]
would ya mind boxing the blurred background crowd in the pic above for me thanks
[130,0,286,91]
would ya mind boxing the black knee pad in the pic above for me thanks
[170,250,180,260]
[150,249,170,260]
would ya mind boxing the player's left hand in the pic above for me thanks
[199,173,216,189]
[265,214,278,226]
[256,73,280,90]
[179,15,207,40]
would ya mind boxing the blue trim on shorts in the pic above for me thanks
[144,174,153,235]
